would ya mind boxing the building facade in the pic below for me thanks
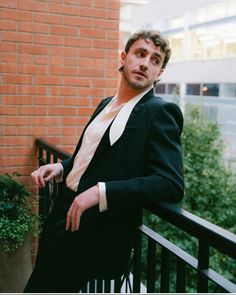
[120,0,236,167]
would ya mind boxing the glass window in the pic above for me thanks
[202,83,219,96]
[186,84,201,96]
[220,83,236,97]
[155,83,166,94]
[167,83,179,95]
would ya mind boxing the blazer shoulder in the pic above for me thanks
[147,96,184,131]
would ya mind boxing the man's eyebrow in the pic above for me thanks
[135,47,163,61]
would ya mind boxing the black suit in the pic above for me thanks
[25,89,184,292]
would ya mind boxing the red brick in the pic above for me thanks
[18,106,47,115]
[1,106,17,115]
[18,65,47,75]
[1,54,17,63]
[79,68,105,77]
[64,16,92,27]
[0,85,16,94]
[1,126,17,136]
[0,147,17,157]
[79,7,107,19]
[18,0,47,12]
[0,0,17,9]
[19,22,49,34]
[3,74,33,84]
[79,48,105,58]
[50,86,77,96]
[0,64,16,74]
[0,137,32,146]
[0,20,16,30]
[64,37,92,48]
[34,96,62,105]
[94,39,118,49]
[1,116,31,126]
[48,106,76,116]
[63,97,89,106]
[93,19,118,30]
[50,25,77,36]
[108,0,120,10]
[34,56,48,65]
[1,9,32,21]
[2,31,32,43]
[49,56,63,65]
[17,126,32,136]
[49,66,77,76]
[80,28,106,39]
[19,54,33,64]
[77,107,94,116]
[34,13,62,24]
[0,43,16,53]
[17,85,47,95]
[19,44,48,55]
[34,34,62,45]
[49,3,79,15]
[35,76,62,85]
[64,77,91,87]
[2,96,33,105]
[92,78,117,88]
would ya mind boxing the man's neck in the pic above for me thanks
[116,80,151,103]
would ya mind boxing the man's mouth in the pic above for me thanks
[133,71,147,78]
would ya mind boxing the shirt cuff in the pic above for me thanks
[98,182,108,212]
[55,163,64,183]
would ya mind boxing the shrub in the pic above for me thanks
[0,172,40,254]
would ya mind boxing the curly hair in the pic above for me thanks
[124,30,171,69]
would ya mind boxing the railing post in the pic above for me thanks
[176,257,186,292]
[146,237,156,292]
[133,229,142,293]
[197,240,209,293]
[160,247,170,293]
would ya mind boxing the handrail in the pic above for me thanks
[146,202,236,259]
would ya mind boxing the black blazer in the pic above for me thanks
[44,89,184,279]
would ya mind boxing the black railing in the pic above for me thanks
[35,138,236,293]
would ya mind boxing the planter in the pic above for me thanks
[0,235,33,293]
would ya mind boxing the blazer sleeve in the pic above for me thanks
[105,102,184,212]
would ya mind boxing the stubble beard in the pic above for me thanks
[123,68,153,91]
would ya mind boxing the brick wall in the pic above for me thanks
[0,0,120,182]
[0,0,120,261]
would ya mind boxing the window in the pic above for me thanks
[202,83,219,96]
[155,83,166,94]
[186,84,201,95]
[220,83,236,98]
[167,83,179,95]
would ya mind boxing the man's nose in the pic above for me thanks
[140,58,149,70]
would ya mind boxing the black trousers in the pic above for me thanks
[24,266,90,293]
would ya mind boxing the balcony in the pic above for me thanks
[35,138,236,293]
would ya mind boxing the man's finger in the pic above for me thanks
[66,203,74,231]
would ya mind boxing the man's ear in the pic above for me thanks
[120,51,126,67]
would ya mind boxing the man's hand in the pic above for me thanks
[31,163,63,188]
[66,185,99,232]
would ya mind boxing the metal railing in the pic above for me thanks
[35,138,236,293]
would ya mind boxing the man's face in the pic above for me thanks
[121,38,165,91]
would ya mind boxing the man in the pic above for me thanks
[24,30,184,292]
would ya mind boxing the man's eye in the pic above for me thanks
[153,59,160,65]
[136,51,144,57]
